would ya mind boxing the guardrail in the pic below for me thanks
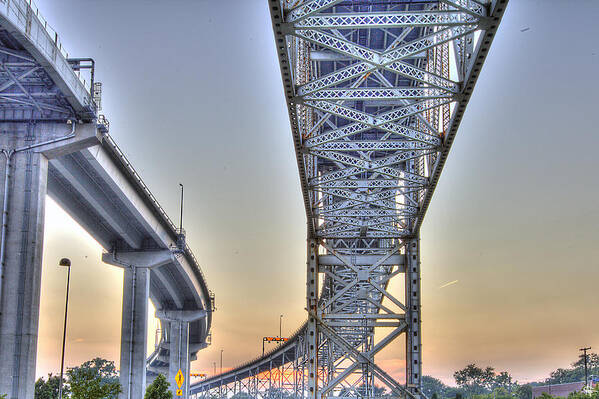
[101,133,212,297]
[193,321,307,389]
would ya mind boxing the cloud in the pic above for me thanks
[439,280,459,289]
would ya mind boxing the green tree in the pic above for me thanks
[543,352,599,386]
[493,372,515,392]
[35,373,67,399]
[423,375,460,399]
[573,353,599,372]
[514,384,533,399]
[263,388,293,399]
[454,364,495,397]
[144,374,172,399]
[491,387,513,399]
[67,358,122,399]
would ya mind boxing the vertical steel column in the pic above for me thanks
[307,239,319,399]
[405,238,422,398]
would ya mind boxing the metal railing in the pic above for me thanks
[102,133,211,297]
[194,322,307,388]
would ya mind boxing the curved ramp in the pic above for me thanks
[0,1,214,397]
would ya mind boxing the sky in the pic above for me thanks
[32,0,599,387]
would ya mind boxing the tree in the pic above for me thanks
[35,373,67,399]
[573,353,599,372]
[493,371,515,392]
[144,374,172,399]
[454,364,496,397]
[67,357,122,399]
[423,375,459,399]
[263,388,293,399]
[491,387,513,399]
[514,384,533,399]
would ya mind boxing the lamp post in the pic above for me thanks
[220,349,223,374]
[58,258,72,399]
[279,314,283,339]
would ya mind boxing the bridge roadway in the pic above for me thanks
[0,1,212,398]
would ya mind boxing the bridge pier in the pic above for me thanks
[103,250,174,399]
[0,133,48,399]
[156,310,206,399]
[168,319,189,397]
[0,123,98,399]
[120,266,150,399]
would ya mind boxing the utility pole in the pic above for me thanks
[179,183,184,232]
[213,362,216,375]
[580,347,592,388]
[220,349,223,374]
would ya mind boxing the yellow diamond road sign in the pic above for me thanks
[176,389,183,396]
[175,369,184,388]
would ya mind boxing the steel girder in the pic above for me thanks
[191,1,507,399]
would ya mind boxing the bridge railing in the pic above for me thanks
[102,133,212,298]
[0,0,94,110]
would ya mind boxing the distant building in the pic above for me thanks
[532,377,599,398]
[532,381,584,398]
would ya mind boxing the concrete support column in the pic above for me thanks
[119,266,150,399]
[0,127,50,399]
[0,122,100,399]
[154,309,206,399]
[168,319,190,398]
[103,250,175,399]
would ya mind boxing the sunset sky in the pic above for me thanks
[33,0,599,387]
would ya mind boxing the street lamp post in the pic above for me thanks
[279,314,283,339]
[220,349,223,374]
[58,258,72,399]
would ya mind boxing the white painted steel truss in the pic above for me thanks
[191,0,508,398]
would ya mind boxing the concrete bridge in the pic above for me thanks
[0,1,212,398]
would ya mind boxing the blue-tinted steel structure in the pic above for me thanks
[191,1,508,399]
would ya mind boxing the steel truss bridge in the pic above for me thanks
[191,1,507,399]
